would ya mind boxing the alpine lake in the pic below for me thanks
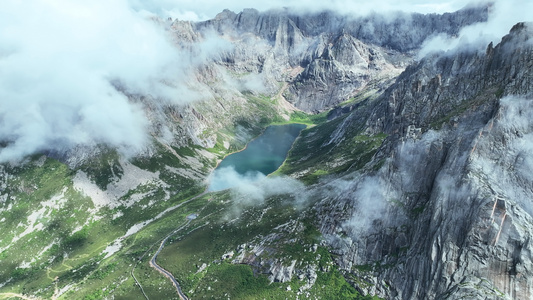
[209,123,306,191]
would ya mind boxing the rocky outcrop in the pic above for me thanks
[284,33,407,112]
[316,23,533,299]
[365,22,533,137]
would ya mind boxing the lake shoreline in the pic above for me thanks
[208,123,306,190]
[211,122,309,172]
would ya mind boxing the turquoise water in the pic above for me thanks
[209,123,306,191]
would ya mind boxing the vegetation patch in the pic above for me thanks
[78,148,122,190]
[278,113,387,184]
[288,111,328,126]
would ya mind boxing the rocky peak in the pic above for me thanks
[507,21,533,38]
[214,9,237,20]
[363,22,533,137]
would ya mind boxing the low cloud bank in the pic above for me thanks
[0,0,233,162]
[0,1,180,161]
[208,166,265,192]
[419,0,533,57]
[209,166,309,215]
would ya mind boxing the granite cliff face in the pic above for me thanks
[314,23,533,299]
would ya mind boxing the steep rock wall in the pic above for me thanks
[318,23,533,299]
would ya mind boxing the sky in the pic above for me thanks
[0,0,531,162]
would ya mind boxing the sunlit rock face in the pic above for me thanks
[315,23,533,299]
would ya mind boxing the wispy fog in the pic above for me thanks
[0,1,227,162]
[336,130,445,238]
[340,176,393,237]
[419,0,533,57]
[471,96,533,217]
[209,166,308,216]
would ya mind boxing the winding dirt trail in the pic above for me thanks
[149,220,192,300]
[131,191,207,299]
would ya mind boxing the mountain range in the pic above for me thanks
[1,3,532,299]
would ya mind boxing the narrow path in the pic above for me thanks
[131,191,207,299]
[149,220,192,300]
[0,293,40,300]
[131,267,149,300]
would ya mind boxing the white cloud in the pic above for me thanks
[419,0,533,57]
[0,0,205,162]
[208,166,308,215]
